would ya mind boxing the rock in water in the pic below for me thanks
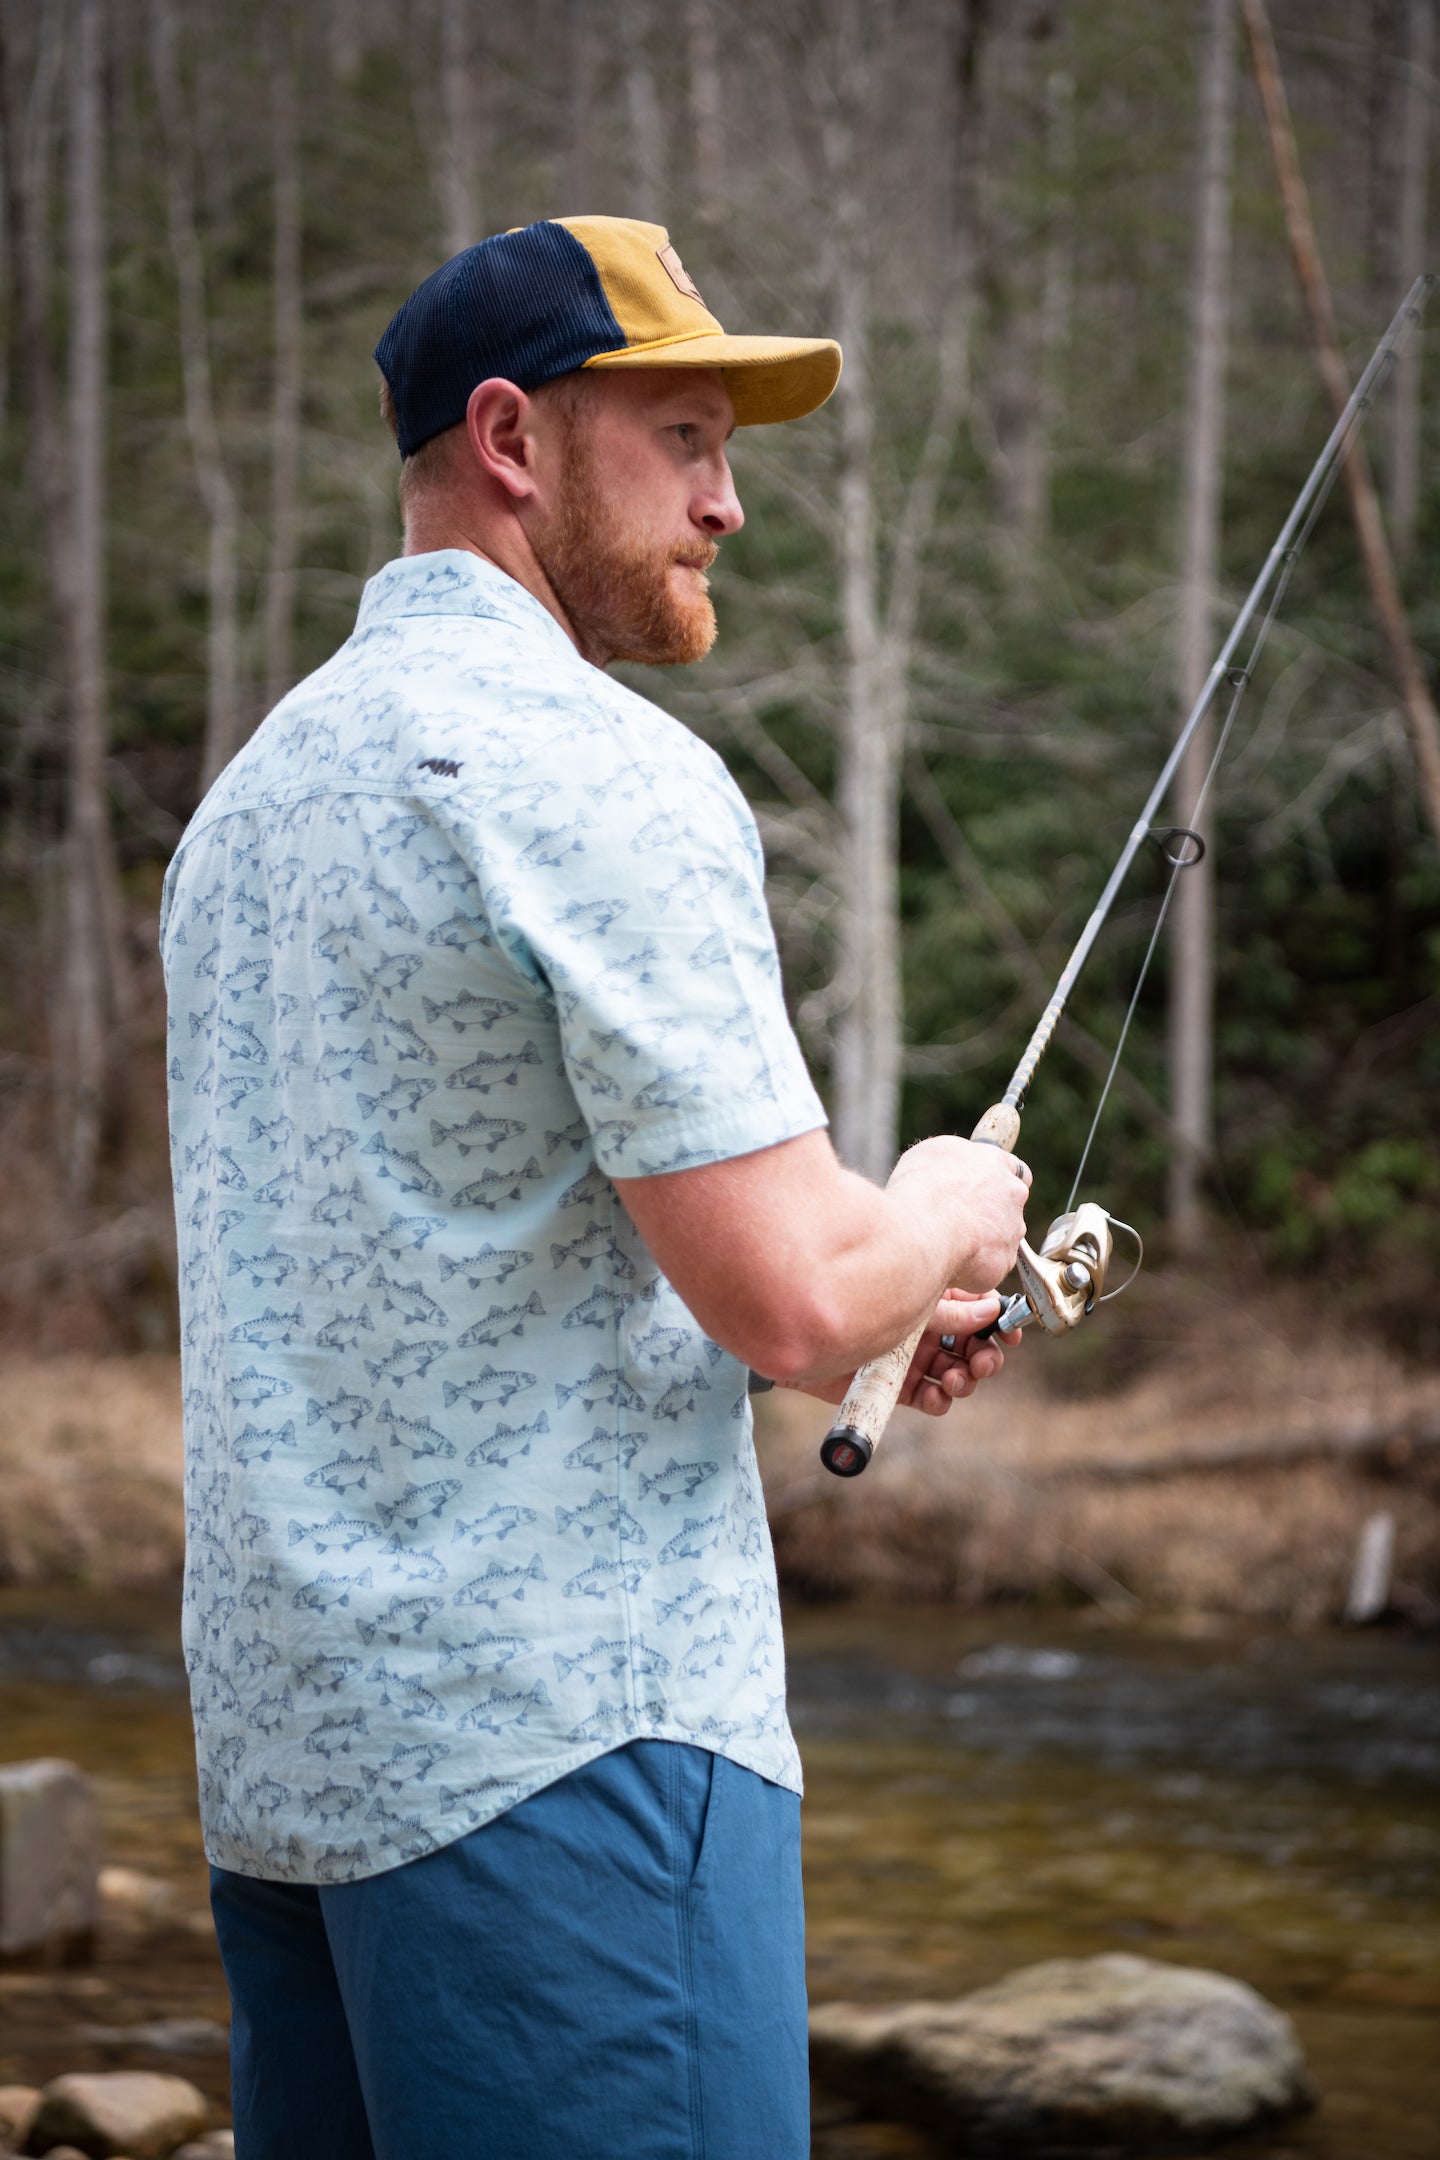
[808,1953,1317,2155]
[0,2085,42,2146]
[75,2019,229,2059]
[24,2072,208,2159]
[0,1761,100,1962]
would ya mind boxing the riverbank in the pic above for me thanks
[0,1356,183,1588]
[1,1312,1437,1621]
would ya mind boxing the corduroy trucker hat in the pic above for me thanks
[375,215,842,458]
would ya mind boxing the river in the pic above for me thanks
[1,1588,1436,2157]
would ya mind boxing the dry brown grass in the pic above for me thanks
[757,1286,1440,1626]
[0,1355,183,1586]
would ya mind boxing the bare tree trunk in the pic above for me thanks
[63,0,117,1200]
[0,124,7,430]
[830,236,903,1180]
[821,2,983,1179]
[1388,0,1432,567]
[684,0,725,228]
[563,0,599,210]
[0,3,65,590]
[816,4,899,1181]
[436,0,481,257]
[1368,0,1406,308]
[1167,0,1236,1257]
[987,4,1060,560]
[618,0,665,221]
[1036,53,1074,538]
[990,290,1046,549]
[0,7,62,900]
[73,0,131,1189]
[327,0,364,82]
[2,0,128,1196]
[151,0,244,794]
[264,0,302,714]
[1241,0,1440,843]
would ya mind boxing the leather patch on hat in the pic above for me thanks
[657,243,705,306]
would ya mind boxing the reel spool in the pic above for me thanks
[1015,1201,1114,1332]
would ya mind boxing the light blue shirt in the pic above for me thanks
[161,550,828,1885]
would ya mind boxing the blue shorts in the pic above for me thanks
[210,1740,808,2160]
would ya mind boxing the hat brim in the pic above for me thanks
[582,334,841,425]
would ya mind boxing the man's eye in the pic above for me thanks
[674,423,694,443]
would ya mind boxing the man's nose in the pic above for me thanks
[695,456,744,538]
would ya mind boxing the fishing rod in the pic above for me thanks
[820,274,1435,1479]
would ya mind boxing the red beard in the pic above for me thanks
[533,428,719,668]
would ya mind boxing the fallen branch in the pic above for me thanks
[1041,1410,1440,1484]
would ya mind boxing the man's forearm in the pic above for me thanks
[613,1127,1028,1384]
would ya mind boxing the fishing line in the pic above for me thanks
[1062,400,1361,1213]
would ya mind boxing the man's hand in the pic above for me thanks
[885,1137,1031,1295]
[778,1289,1022,1414]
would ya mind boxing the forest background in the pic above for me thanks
[0,0,1436,1399]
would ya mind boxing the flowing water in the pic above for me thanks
[1,1588,1436,2157]
[791,1605,1440,2157]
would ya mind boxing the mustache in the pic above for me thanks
[670,540,719,572]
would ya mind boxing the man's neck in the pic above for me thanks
[402,520,604,667]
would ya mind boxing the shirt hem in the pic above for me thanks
[203,1725,804,1887]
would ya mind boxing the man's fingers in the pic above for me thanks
[963,1343,1003,1381]
[932,1291,1002,1339]
[911,1286,1025,1414]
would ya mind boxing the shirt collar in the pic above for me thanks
[355,548,579,661]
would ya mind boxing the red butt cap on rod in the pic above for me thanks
[818,1427,873,1476]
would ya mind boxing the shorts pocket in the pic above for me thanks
[683,1746,725,1895]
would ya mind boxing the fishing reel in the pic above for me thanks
[980,1200,1129,1341]
[819,1199,1141,1477]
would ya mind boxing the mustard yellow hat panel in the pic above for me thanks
[558,215,841,426]
[558,216,725,346]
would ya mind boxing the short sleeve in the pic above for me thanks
[446,718,827,1178]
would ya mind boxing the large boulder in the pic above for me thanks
[808,1953,1316,2155]
[23,2072,208,2159]
[0,1762,100,1962]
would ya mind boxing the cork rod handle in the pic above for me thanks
[818,1102,1022,1477]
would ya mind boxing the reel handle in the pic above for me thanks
[818,1102,1022,1477]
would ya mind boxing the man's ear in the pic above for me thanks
[465,378,540,502]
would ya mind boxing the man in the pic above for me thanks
[162,216,1028,2160]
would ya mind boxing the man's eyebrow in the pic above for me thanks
[657,402,736,440]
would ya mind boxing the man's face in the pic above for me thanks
[528,368,744,669]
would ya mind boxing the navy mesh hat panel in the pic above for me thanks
[375,222,627,457]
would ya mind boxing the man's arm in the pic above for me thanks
[613,1127,1029,1387]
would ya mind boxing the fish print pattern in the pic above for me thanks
[162,551,823,1885]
